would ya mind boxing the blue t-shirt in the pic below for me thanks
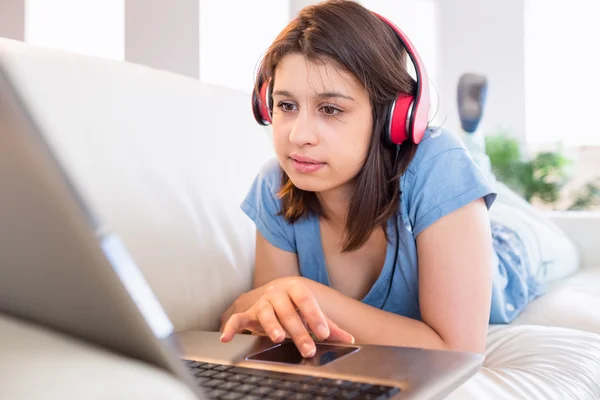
[241,127,538,324]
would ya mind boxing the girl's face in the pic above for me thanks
[271,53,373,196]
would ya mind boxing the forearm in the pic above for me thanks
[299,277,449,351]
[228,277,449,352]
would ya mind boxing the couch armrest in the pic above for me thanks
[546,211,600,269]
[0,313,197,400]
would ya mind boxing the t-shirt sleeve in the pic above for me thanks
[240,158,296,252]
[404,129,497,237]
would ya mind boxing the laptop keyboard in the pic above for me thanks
[183,359,401,399]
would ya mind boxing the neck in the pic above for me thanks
[316,183,354,229]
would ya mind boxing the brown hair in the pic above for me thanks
[254,0,421,252]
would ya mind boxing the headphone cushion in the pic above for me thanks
[388,94,413,145]
[259,81,271,124]
[252,81,271,125]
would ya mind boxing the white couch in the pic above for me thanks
[1,38,600,399]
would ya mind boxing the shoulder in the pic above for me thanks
[241,157,297,252]
[401,126,497,237]
[242,156,284,217]
[406,126,469,175]
[253,157,284,196]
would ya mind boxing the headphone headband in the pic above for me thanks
[251,11,430,145]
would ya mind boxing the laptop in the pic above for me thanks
[0,57,483,400]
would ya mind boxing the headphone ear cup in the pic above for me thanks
[387,94,414,145]
[252,80,272,125]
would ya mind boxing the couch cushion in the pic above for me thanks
[0,313,197,400]
[511,268,600,334]
[0,38,275,332]
[449,324,600,399]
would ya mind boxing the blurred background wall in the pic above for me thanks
[1,0,598,210]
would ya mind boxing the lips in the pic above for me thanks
[289,154,326,173]
[290,154,324,164]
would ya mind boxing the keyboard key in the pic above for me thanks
[206,388,227,399]
[195,369,219,378]
[233,383,258,393]
[335,390,361,399]
[250,386,274,396]
[329,379,354,389]
[295,382,318,393]
[225,374,246,383]
[279,381,304,391]
[312,377,339,386]
[245,376,264,385]
[203,379,226,389]
[184,360,201,368]
[220,393,244,400]
[213,364,233,371]
[212,372,233,380]
[194,376,211,385]
[289,393,313,400]
[270,389,297,398]
[315,385,339,396]
[261,378,283,387]
[216,381,240,391]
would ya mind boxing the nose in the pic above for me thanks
[288,108,318,147]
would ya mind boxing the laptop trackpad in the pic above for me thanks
[246,342,359,367]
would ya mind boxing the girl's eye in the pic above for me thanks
[321,105,342,116]
[277,101,297,112]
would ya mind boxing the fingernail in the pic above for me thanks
[220,333,225,342]
[303,343,316,358]
[350,335,355,344]
[272,329,282,340]
[317,324,329,339]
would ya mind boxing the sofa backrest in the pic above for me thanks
[0,38,274,332]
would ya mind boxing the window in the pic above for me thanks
[199,0,290,94]
[25,0,124,61]
[524,0,600,146]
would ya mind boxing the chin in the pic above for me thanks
[282,165,335,193]
[289,176,332,193]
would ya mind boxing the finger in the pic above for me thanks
[268,294,316,358]
[286,283,330,341]
[220,305,235,332]
[255,300,286,343]
[220,312,259,343]
[324,317,355,344]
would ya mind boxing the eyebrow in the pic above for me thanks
[272,90,355,101]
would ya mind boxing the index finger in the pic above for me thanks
[220,312,251,343]
[287,283,330,341]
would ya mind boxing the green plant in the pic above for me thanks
[484,133,599,210]
[485,134,570,205]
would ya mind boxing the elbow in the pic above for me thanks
[441,337,487,355]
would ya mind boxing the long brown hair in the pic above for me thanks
[254,0,421,253]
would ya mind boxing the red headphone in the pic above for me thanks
[251,12,430,145]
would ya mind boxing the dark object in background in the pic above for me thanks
[457,73,488,134]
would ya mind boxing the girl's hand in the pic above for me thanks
[220,277,355,358]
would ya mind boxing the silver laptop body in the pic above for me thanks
[0,59,483,400]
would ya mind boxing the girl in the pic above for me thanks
[220,0,542,358]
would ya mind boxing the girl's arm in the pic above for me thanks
[222,198,493,354]
[252,230,300,288]
[300,198,494,354]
